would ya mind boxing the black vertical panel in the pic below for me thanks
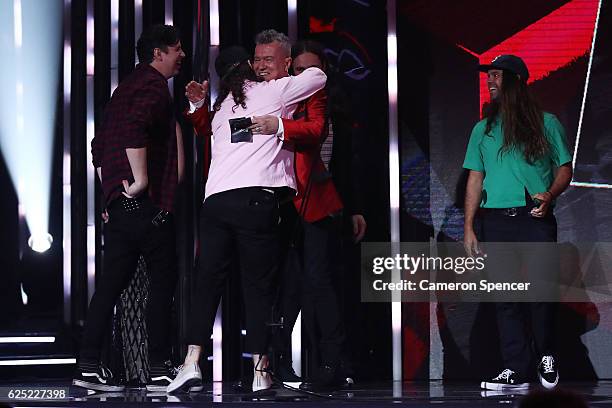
[171,0,197,367]
[70,0,88,326]
[191,0,209,82]
[218,0,240,47]
[218,0,288,53]
[119,0,135,79]
[295,0,392,380]
[94,2,111,111]
[143,0,165,27]
[94,0,111,304]
[0,157,21,326]
[297,0,310,39]
[396,2,433,382]
[172,2,192,116]
[249,0,288,46]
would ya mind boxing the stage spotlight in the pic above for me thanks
[27,233,53,253]
[0,0,62,257]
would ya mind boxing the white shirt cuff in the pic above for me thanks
[188,98,206,114]
[276,117,284,140]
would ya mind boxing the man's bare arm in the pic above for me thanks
[548,163,573,198]
[531,163,572,217]
[464,170,483,257]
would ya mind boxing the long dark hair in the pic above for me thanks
[484,71,549,164]
[291,40,350,120]
[291,40,328,72]
[212,61,260,113]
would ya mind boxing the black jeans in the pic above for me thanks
[80,197,177,365]
[480,208,558,376]
[279,209,347,366]
[186,187,281,353]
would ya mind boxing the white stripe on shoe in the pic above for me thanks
[82,372,107,384]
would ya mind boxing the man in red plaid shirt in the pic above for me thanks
[74,24,185,393]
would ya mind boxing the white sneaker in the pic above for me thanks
[167,363,202,394]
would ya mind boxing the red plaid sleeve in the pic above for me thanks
[121,78,169,149]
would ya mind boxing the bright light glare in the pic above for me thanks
[0,336,55,343]
[28,232,53,253]
[212,304,222,381]
[20,284,28,305]
[0,0,62,248]
[164,0,173,26]
[0,358,76,366]
[291,312,302,376]
[13,0,22,48]
[210,0,219,46]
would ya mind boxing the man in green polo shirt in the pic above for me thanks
[462,55,572,391]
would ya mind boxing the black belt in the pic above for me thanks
[108,195,145,213]
[480,206,531,217]
[261,186,294,204]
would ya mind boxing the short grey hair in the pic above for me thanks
[254,29,291,57]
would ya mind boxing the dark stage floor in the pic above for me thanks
[1,380,612,407]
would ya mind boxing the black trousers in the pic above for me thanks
[186,187,281,353]
[279,208,347,366]
[80,198,177,365]
[480,209,558,376]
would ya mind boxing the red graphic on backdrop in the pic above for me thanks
[458,0,598,115]
[309,17,337,33]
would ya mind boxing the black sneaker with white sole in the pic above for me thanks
[274,360,303,387]
[148,361,204,392]
[73,361,125,392]
[147,361,177,392]
[538,355,559,389]
[299,364,354,392]
[481,369,530,391]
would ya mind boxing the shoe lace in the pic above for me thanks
[494,369,515,381]
[99,364,114,379]
[253,357,271,391]
[170,364,183,376]
[254,356,269,374]
[542,356,554,373]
